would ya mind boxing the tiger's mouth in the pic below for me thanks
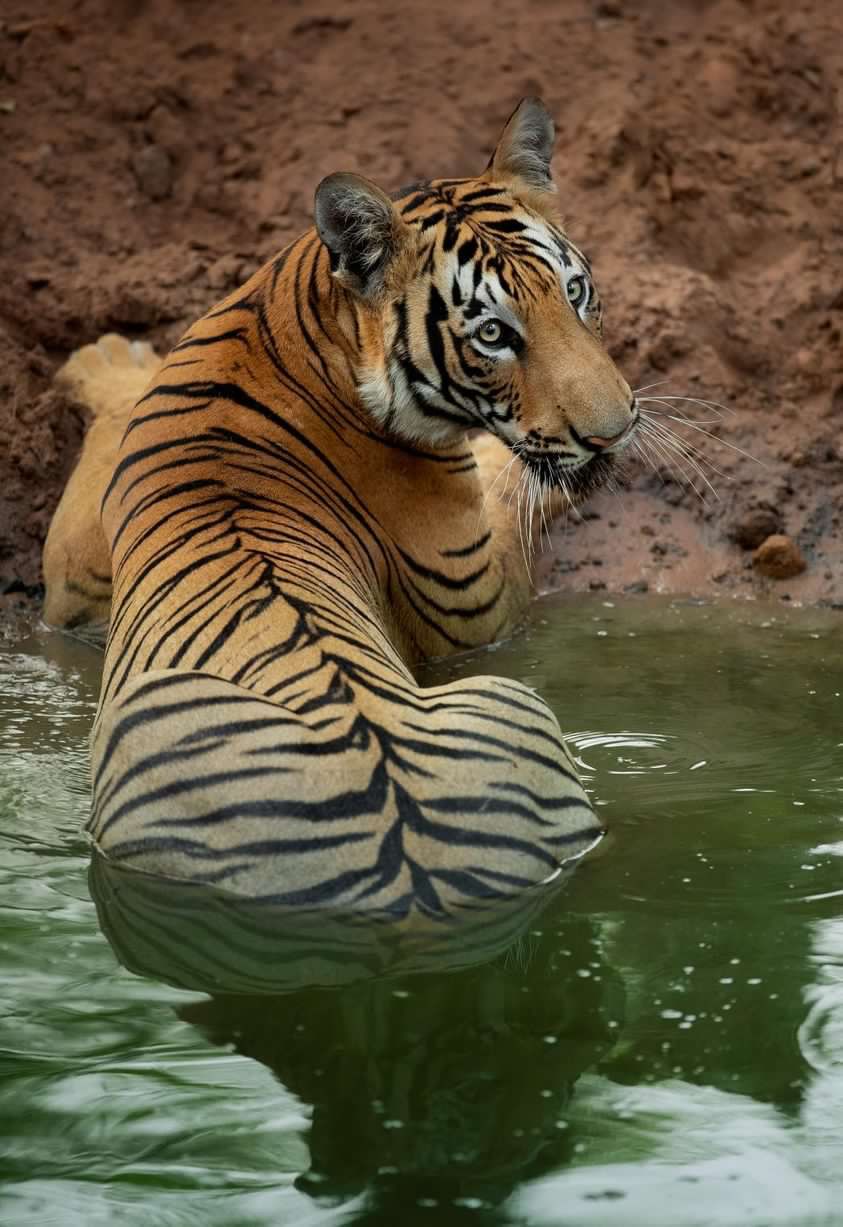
[518,448,617,499]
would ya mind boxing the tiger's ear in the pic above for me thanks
[486,97,556,192]
[315,172,408,299]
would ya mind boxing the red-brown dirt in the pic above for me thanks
[1,0,841,624]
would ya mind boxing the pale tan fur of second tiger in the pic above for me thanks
[42,335,162,637]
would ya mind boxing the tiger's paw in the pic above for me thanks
[55,333,161,419]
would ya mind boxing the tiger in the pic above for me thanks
[42,98,637,918]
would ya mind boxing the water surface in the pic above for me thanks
[1,595,841,1225]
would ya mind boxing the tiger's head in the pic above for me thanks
[314,98,636,495]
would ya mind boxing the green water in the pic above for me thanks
[1,595,841,1226]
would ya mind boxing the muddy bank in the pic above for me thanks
[1,0,841,622]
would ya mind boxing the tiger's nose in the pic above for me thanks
[583,421,633,450]
[576,404,638,452]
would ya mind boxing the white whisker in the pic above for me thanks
[637,420,706,498]
[554,467,572,533]
[642,414,731,482]
[477,450,520,536]
[513,466,531,570]
[506,464,525,508]
[651,411,765,468]
[639,401,724,427]
[631,435,661,479]
[640,417,718,500]
[633,379,673,395]
[638,393,737,419]
[535,469,552,550]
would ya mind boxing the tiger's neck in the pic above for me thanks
[211,232,462,461]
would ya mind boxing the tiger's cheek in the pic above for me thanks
[499,360,533,428]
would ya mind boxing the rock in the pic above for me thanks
[131,144,173,200]
[728,503,783,549]
[752,534,806,580]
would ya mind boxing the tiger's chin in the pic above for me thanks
[521,451,618,503]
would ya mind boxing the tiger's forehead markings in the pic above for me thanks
[456,223,588,315]
[398,181,536,242]
[393,179,596,332]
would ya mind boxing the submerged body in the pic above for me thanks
[43,100,636,916]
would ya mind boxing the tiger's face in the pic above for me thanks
[315,99,636,493]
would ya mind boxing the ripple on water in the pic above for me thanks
[569,729,717,803]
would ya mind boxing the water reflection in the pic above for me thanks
[90,852,623,1220]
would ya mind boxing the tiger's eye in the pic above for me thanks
[567,276,586,306]
[478,320,503,344]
